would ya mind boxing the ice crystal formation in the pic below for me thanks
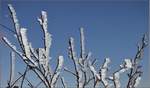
[2,4,148,88]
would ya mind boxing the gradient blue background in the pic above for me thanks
[0,0,149,87]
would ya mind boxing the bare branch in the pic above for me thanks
[64,67,77,77]
[19,66,28,88]
[18,71,34,88]
[61,77,67,88]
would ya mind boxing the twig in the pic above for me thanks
[60,77,67,88]
[20,66,29,88]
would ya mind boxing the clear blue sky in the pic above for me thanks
[0,0,149,87]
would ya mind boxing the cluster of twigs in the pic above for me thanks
[2,4,148,88]
[4,4,64,88]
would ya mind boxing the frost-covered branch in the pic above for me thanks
[69,28,87,88]
[89,65,101,80]
[3,4,148,88]
[38,11,52,76]
[80,27,86,60]
[111,59,132,88]
[8,51,16,87]
[4,4,64,88]
[50,56,64,88]
[99,58,111,88]
[8,4,24,50]
[127,34,148,88]
[89,58,111,88]
[68,37,84,88]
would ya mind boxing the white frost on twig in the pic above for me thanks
[134,76,141,87]
[113,59,132,88]
[78,70,83,88]
[124,59,132,68]
[20,28,31,59]
[51,56,64,88]
[38,48,46,65]
[57,56,64,71]
[69,37,79,70]
[100,58,110,87]
[8,4,20,34]
[2,37,22,56]
[9,51,16,84]
[29,43,38,59]
[89,65,100,80]
[80,27,85,60]
[20,28,37,66]
[38,11,52,75]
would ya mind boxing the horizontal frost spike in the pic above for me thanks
[20,28,31,59]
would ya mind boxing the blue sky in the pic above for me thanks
[0,0,149,87]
